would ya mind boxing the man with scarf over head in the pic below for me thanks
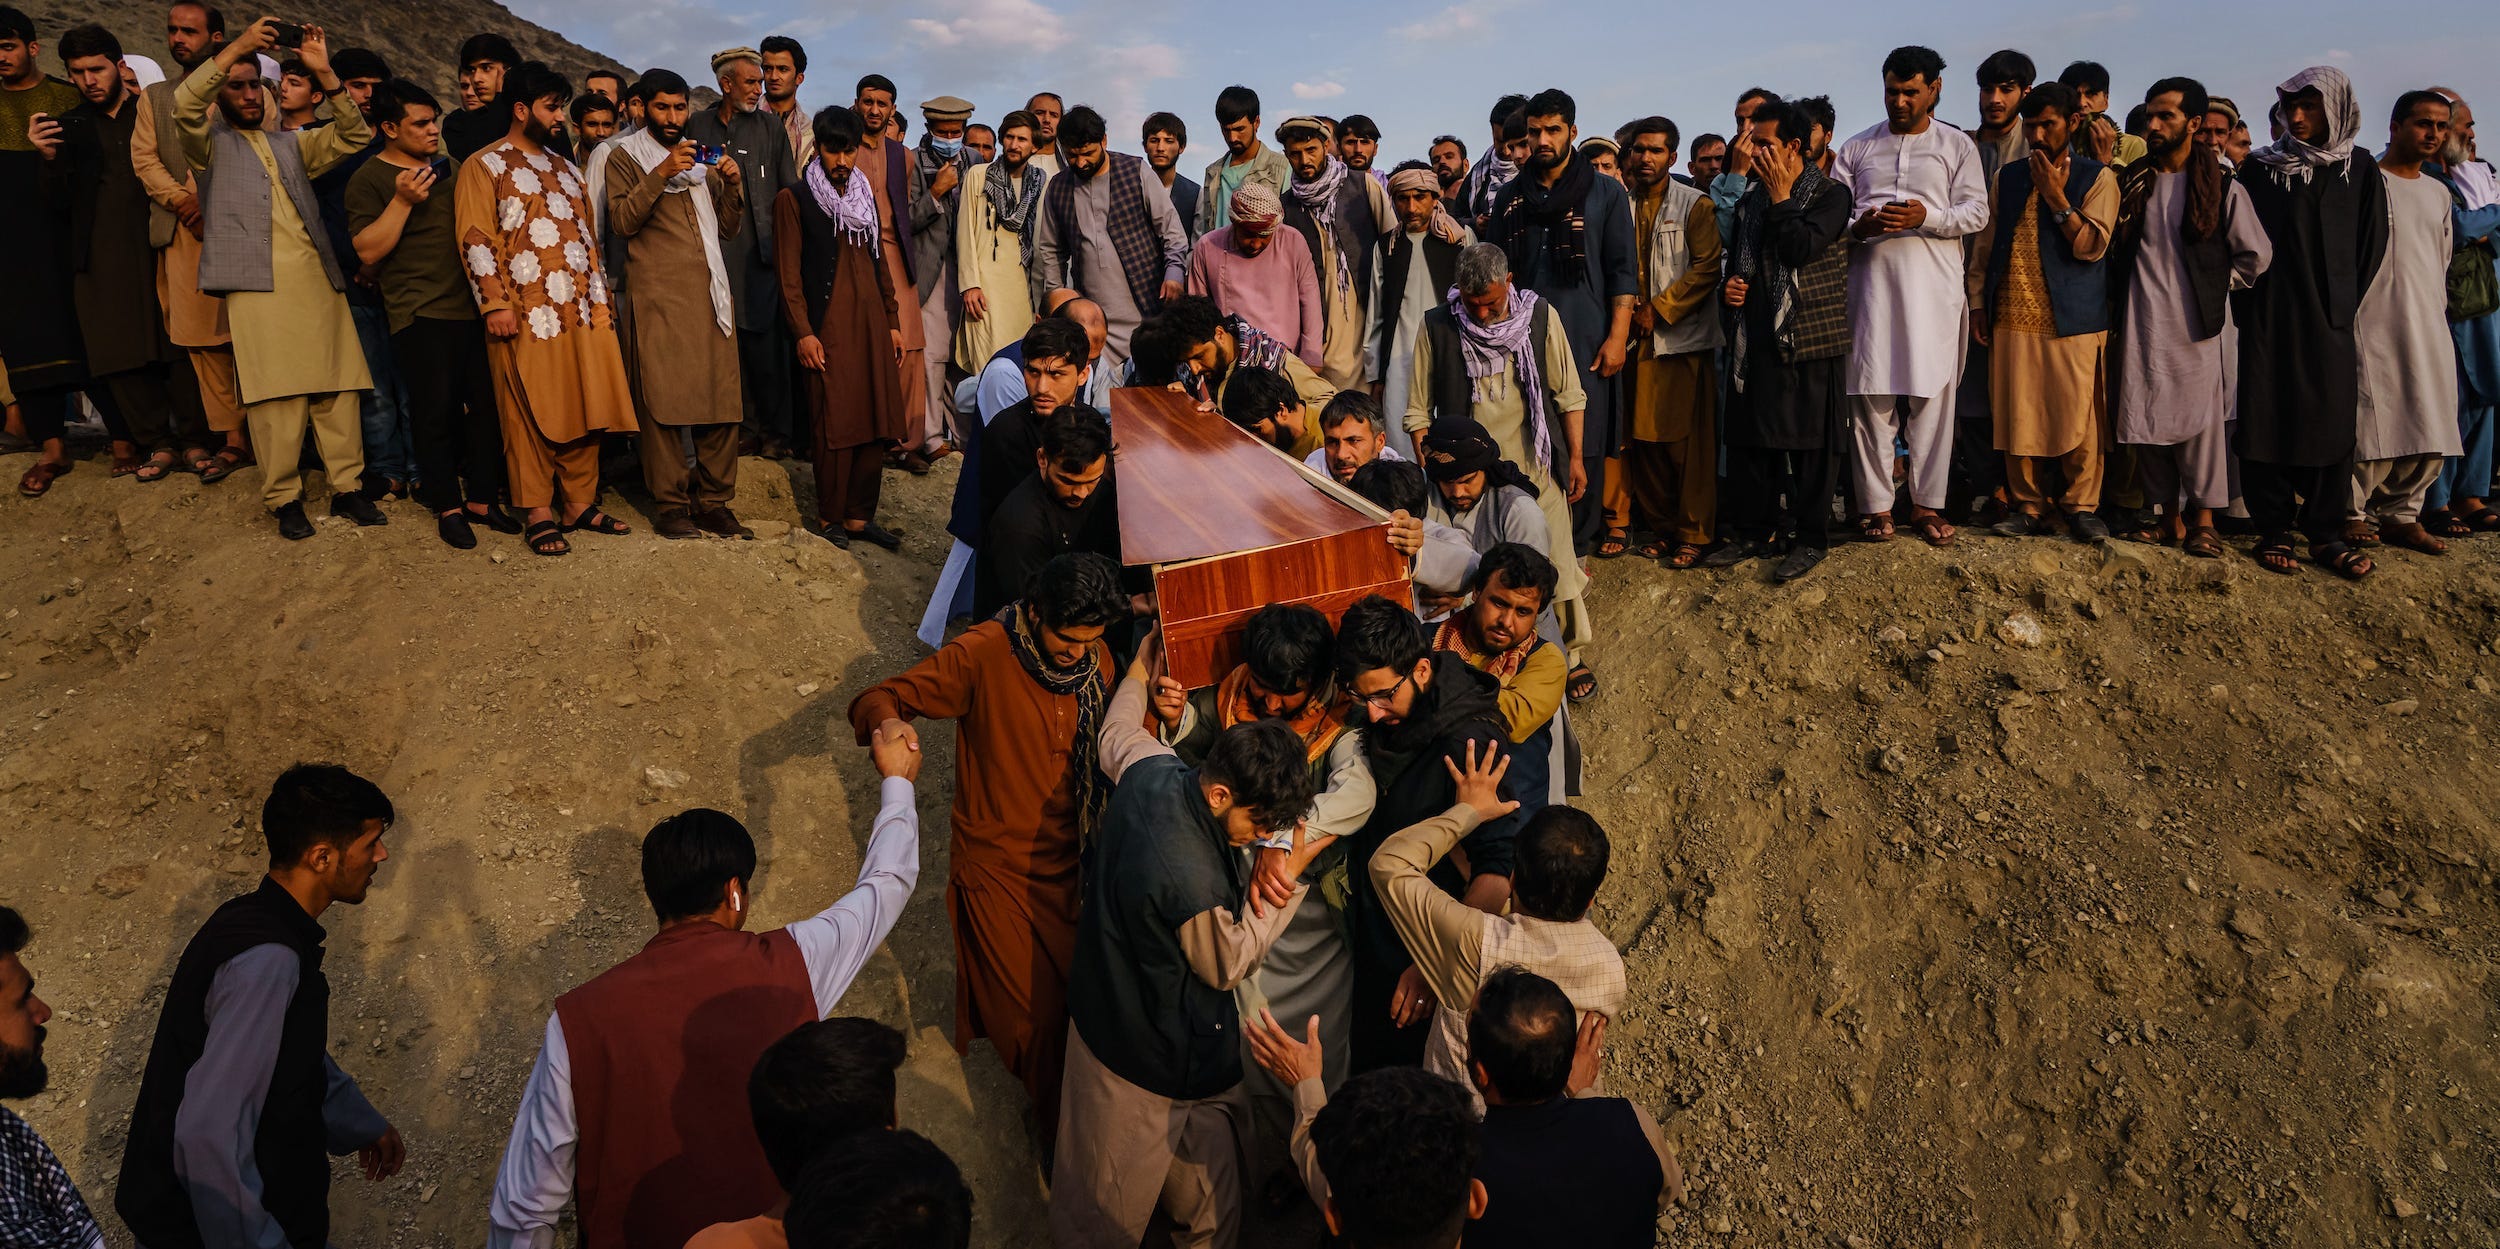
[848,551,1128,1161]
[1421,416,1557,564]
[1404,244,1598,701]
[1185,180,1323,367]
[1486,88,1639,582]
[1331,595,1519,1074]
[776,104,905,548]
[954,108,1045,368]
[2234,65,2389,578]
[1279,115,1395,391]
[598,68,748,541]
[1709,97,1856,582]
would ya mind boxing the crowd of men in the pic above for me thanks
[3,8,2500,1248]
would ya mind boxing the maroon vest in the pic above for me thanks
[554,923,816,1249]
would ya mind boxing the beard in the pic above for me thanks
[647,121,683,148]
[216,97,260,130]
[1438,168,1462,191]
[2147,126,2190,159]
[2443,133,2472,166]
[0,1032,46,1099]
[1527,146,1565,171]
[523,117,557,148]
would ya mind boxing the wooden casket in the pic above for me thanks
[1111,386,1413,690]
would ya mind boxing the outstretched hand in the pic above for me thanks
[1567,1011,1607,1095]
[1443,739,1518,823]
[1246,1009,1323,1086]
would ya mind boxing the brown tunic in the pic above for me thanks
[453,139,635,444]
[602,148,744,427]
[773,186,905,451]
[846,619,1108,1135]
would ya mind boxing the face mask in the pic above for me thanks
[929,136,963,158]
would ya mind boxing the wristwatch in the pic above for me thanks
[2050,206,2076,226]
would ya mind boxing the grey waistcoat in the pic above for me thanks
[196,122,347,296]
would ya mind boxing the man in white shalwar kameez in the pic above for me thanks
[1831,45,1990,544]
[2350,90,2463,555]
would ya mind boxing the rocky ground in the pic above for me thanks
[2,442,2495,1247]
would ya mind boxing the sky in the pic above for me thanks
[508,0,2500,168]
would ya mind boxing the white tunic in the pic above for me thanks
[2114,173,2272,446]
[1829,120,1991,398]
[2355,170,2461,460]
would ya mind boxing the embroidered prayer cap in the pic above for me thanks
[921,94,976,122]
[710,46,762,73]
[1230,181,1285,235]
[1387,167,1440,197]
[2206,96,2240,126]
[1276,114,1333,144]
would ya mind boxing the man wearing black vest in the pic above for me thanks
[116,765,404,1249]
[1370,165,1465,460]
[1032,105,1189,378]
[1048,656,1323,1249]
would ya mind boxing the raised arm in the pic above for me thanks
[604,147,670,237]
[786,767,923,1014]
[1099,667,1175,784]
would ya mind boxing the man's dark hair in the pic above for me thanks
[1029,552,1126,630]
[1616,115,1677,154]
[2019,82,2081,122]
[759,35,805,74]
[1125,320,1183,385]
[1320,388,1385,432]
[330,47,388,82]
[1219,366,1299,436]
[1200,719,1320,832]
[1311,1067,1481,1249]
[277,58,318,89]
[0,7,35,45]
[1692,132,1726,154]
[1159,294,1223,349]
[0,907,27,958]
[56,23,121,64]
[374,78,442,127]
[1521,88,1575,126]
[1976,48,2036,90]
[262,764,393,867]
[1488,92,1528,127]
[1057,105,1106,151]
[751,1017,908,1189]
[1735,86,1776,111]
[1021,316,1088,369]
[1469,541,1556,607]
[1349,459,1428,518]
[2392,88,2453,128]
[1339,113,1381,140]
[638,67,690,102]
[1466,967,1576,1103]
[1495,108,1529,144]
[2144,76,2209,120]
[583,68,624,93]
[1514,805,1609,921]
[640,808,755,921]
[2057,60,2111,96]
[1039,408,1113,472]
[1334,593,1429,684]
[170,2,225,36]
[998,108,1036,138]
[1142,110,1186,146]
[1882,45,1947,84]
[783,1129,973,1249]
[568,93,613,127]
[1027,90,1063,109]
[855,72,896,100]
[2123,102,2149,136]
[1749,99,1805,147]
[1430,134,1466,159]
[1216,84,1261,127]
[496,62,571,120]
[1794,95,1837,140]
[1241,603,1335,696]
[458,32,520,71]
[813,105,865,155]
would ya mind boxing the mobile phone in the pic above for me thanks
[269,20,305,47]
[692,143,724,166]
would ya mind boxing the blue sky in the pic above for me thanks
[510,0,2500,167]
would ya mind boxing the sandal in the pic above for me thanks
[1595,528,1631,559]
[2381,522,2447,555]
[17,460,69,497]
[1857,514,1896,542]
[2422,508,2473,539]
[1664,542,1704,570]
[2317,543,2373,580]
[111,451,146,478]
[2342,522,2381,548]
[2120,525,2169,545]
[563,507,631,536]
[1912,514,1958,547]
[181,448,215,475]
[2463,506,2500,532]
[2253,534,2300,575]
[134,450,181,483]
[198,447,251,483]
[1565,664,1597,704]
[524,519,570,557]
[1631,537,1669,560]
[2181,525,2224,559]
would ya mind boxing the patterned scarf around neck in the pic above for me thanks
[1225,312,1291,373]
[2250,65,2362,188]
[1492,150,1596,286]
[1443,284,1553,471]
[1464,147,1517,220]
[1726,156,1832,391]
[1216,666,1347,764]
[982,156,1045,269]
[1290,155,1355,293]
[999,602,1109,846]
[805,158,881,255]
[1433,616,1533,682]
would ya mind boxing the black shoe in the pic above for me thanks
[851,520,903,550]
[470,504,524,535]
[2068,511,2111,542]
[810,519,851,548]
[1773,545,1827,582]
[653,510,703,540]
[275,501,315,540]
[692,506,754,539]
[1701,539,1764,569]
[436,510,478,549]
[331,491,387,526]
[1992,512,2049,537]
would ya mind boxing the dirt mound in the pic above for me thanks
[3,448,2496,1247]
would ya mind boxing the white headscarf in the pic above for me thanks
[2250,66,2362,184]
[125,54,166,90]
[606,130,734,337]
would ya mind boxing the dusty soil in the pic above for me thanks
[4,443,2497,1248]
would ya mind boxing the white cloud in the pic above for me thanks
[1392,0,1511,42]
[1292,80,1345,100]
[904,0,1073,54]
